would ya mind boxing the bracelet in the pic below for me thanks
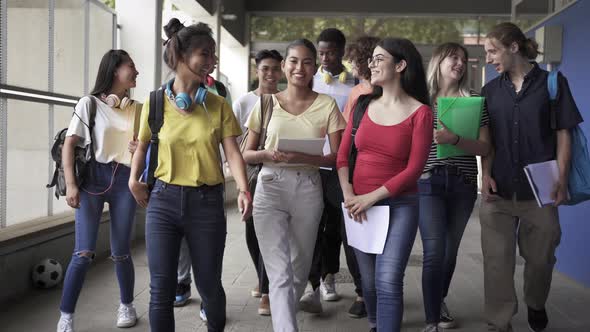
[452,135,461,145]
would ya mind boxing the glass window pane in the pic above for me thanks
[6,0,49,91]
[54,0,85,96]
[52,104,77,215]
[88,2,114,93]
[6,100,49,226]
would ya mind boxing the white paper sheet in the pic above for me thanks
[277,138,326,156]
[342,204,390,254]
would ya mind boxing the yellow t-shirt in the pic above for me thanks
[245,93,346,167]
[138,92,242,187]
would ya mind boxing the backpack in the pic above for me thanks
[46,96,97,199]
[347,93,377,183]
[143,85,166,190]
[548,70,590,205]
[214,80,227,98]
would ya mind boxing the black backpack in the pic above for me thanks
[46,96,97,199]
[144,85,166,190]
[347,93,377,183]
[214,80,227,98]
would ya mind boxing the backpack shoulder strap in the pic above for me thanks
[146,87,165,189]
[215,80,227,98]
[86,95,98,160]
[547,70,560,129]
[348,94,373,183]
[258,94,274,151]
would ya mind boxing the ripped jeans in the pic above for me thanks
[59,161,137,314]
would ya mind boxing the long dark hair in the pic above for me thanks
[374,38,430,106]
[284,39,317,89]
[163,18,215,71]
[90,49,131,97]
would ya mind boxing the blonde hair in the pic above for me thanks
[427,42,470,102]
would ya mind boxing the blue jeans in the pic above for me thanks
[60,161,136,314]
[354,195,419,332]
[146,180,226,332]
[418,166,477,323]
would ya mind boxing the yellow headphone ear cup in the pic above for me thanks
[323,72,332,84]
[339,71,347,83]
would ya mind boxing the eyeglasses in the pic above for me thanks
[368,55,392,66]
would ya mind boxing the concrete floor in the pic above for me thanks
[1,202,590,332]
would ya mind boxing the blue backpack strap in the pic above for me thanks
[547,70,559,129]
[548,70,559,101]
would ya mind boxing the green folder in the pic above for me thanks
[436,96,484,159]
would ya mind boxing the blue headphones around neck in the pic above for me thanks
[165,79,208,111]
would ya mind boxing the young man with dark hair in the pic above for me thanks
[299,27,366,319]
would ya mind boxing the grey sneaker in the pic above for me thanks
[299,287,323,313]
[320,273,341,301]
[439,301,456,329]
[116,304,138,328]
[57,316,74,332]
[422,324,439,332]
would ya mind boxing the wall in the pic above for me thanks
[528,0,590,287]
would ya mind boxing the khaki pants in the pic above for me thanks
[479,197,561,331]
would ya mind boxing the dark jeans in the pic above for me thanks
[309,169,362,297]
[60,161,136,314]
[418,166,477,324]
[146,180,227,332]
[355,195,419,332]
[245,216,269,294]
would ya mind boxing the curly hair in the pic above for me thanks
[344,35,380,80]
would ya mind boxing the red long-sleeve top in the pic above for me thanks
[337,104,433,197]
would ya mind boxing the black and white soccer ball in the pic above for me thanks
[31,258,63,288]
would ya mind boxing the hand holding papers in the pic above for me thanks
[524,160,570,207]
[436,97,484,158]
[277,138,325,156]
[342,203,390,254]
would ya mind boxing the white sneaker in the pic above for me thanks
[116,304,138,328]
[199,303,208,322]
[57,316,74,332]
[320,273,341,301]
[299,287,323,313]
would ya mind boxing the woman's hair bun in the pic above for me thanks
[164,18,184,39]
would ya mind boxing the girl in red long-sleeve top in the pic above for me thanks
[336,38,433,332]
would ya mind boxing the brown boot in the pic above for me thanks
[258,294,271,316]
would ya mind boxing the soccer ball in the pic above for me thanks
[31,258,63,289]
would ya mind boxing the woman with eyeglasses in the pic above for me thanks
[337,38,433,332]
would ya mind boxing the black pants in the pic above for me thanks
[245,216,269,294]
[308,169,363,297]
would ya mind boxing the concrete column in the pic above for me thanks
[117,0,163,102]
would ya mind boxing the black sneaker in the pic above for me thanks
[438,301,457,329]
[528,306,548,332]
[173,282,191,307]
[369,328,376,332]
[348,299,367,318]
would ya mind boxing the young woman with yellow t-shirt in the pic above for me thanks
[242,38,347,332]
[128,19,252,332]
